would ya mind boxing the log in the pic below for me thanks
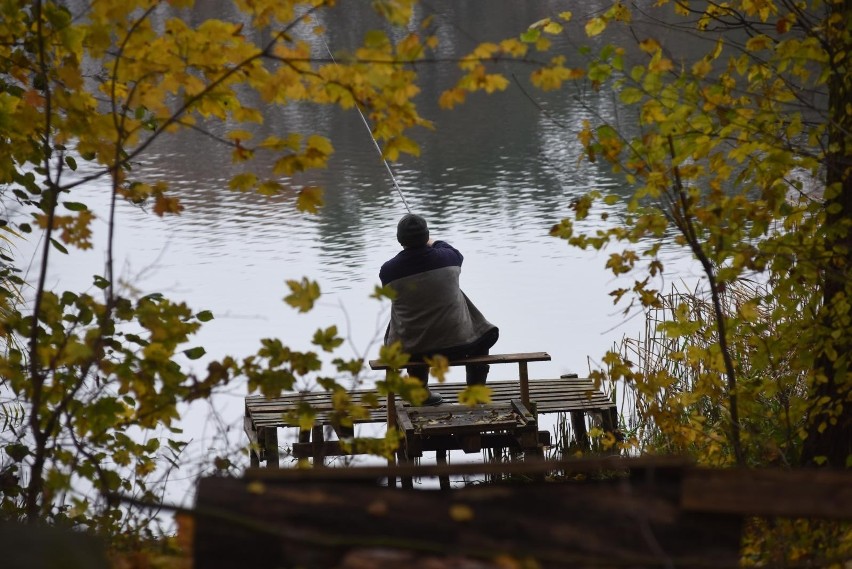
[193,471,742,569]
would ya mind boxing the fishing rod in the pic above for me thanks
[320,38,413,214]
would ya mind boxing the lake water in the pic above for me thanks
[15,1,702,497]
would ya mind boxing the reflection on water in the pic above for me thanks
[25,0,706,398]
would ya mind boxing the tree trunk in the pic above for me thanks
[801,0,852,468]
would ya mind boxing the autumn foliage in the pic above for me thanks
[0,0,850,565]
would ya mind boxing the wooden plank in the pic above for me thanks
[406,404,521,434]
[394,402,417,434]
[243,415,262,465]
[459,433,482,453]
[243,381,612,412]
[395,401,421,457]
[246,393,613,415]
[194,465,742,569]
[682,467,852,519]
[244,380,613,406]
[245,455,691,482]
[510,399,536,425]
[292,431,552,458]
[245,378,616,430]
[368,351,551,370]
[248,402,615,428]
[243,379,610,406]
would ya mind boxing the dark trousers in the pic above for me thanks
[408,327,499,387]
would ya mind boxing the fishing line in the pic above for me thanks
[320,37,413,214]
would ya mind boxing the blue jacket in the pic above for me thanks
[380,241,495,355]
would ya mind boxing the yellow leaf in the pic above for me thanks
[609,2,632,22]
[639,38,660,53]
[284,277,321,313]
[745,35,773,52]
[739,302,759,321]
[439,88,466,109]
[153,194,183,217]
[692,58,712,78]
[296,186,324,214]
[449,504,474,522]
[711,37,724,60]
[257,180,283,196]
[585,17,607,37]
[227,130,254,142]
[483,73,509,93]
[649,50,673,72]
[229,172,257,192]
[425,354,449,383]
[499,38,527,57]
[306,134,333,156]
[458,384,492,405]
[534,37,551,51]
[543,20,563,35]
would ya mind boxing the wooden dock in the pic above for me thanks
[244,352,617,470]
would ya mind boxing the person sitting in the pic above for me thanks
[379,213,499,406]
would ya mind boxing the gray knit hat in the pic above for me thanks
[397,214,429,247]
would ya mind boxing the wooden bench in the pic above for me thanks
[244,352,618,472]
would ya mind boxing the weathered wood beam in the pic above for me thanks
[193,465,742,569]
[682,467,852,519]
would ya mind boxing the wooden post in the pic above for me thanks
[436,449,449,490]
[602,406,618,436]
[264,428,279,469]
[570,411,589,451]
[312,425,325,467]
[519,361,530,407]
[386,369,397,487]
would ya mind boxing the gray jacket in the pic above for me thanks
[380,241,495,355]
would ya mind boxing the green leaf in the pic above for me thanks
[183,347,206,360]
[63,201,87,211]
[50,238,68,254]
[619,87,644,104]
[196,310,214,322]
[64,156,77,171]
[93,275,110,289]
[520,29,540,43]
[312,325,344,352]
[371,284,397,301]
[5,443,29,462]
[284,278,321,312]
